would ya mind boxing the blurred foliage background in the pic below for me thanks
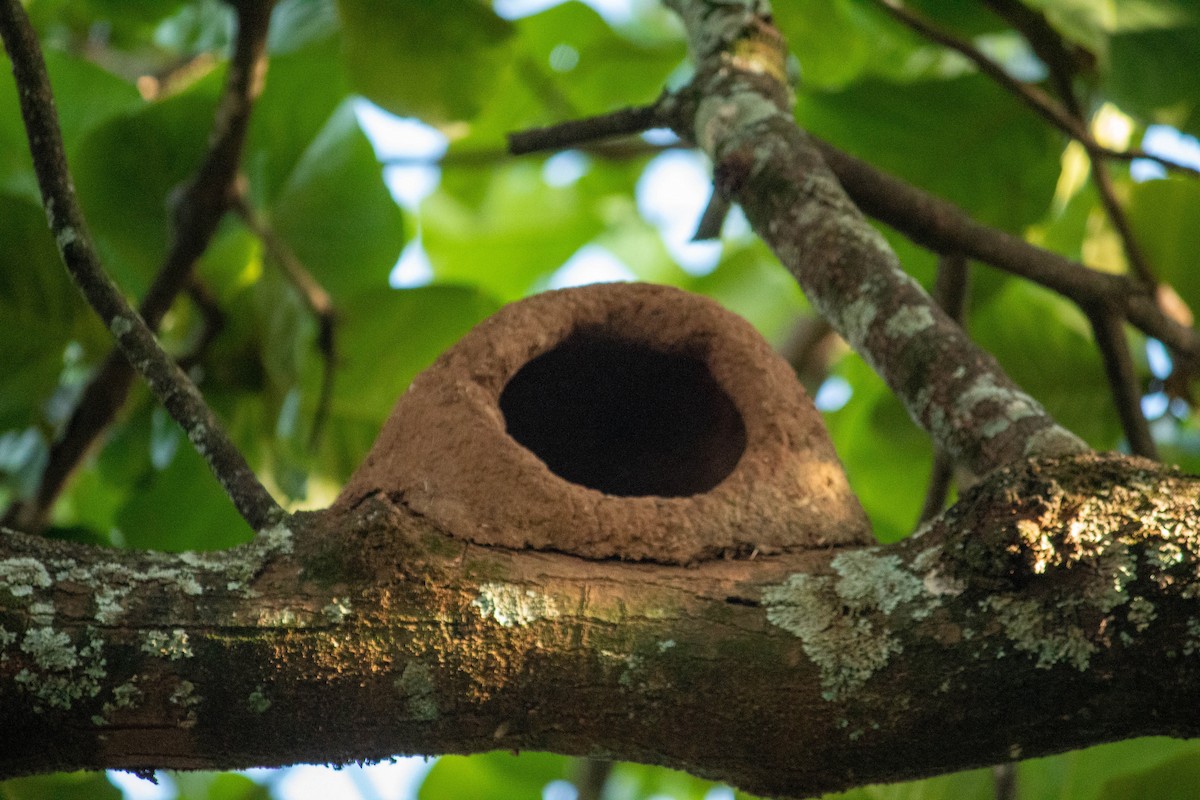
[2,0,1200,797]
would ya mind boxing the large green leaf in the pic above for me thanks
[270,101,406,299]
[1127,177,1200,314]
[0,771,120,800]
[0,49,142,200]
[0,195,107,430]
[72,72,223,295]
[1109,21,1200,135]
[1019,737,1200,800]
[113,424,255,551]
[244,34,350,204]
[823,356,932,543]
[970,281,1123,449]
[418,751,570,800]
[310,284,500,481]
[423,160,604,300]
[804,766,993,800]
[796,74,1062,232]
[516,1,684,114]
[337,0,514,123]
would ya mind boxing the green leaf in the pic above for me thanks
[1127,177,1200,314]
[1109,21,1200,134]
[337,0,514,123]
[516,1,684,112]
[245,34,350,204]
[423,160,604,300]
[114,414,255,551]
[685,239,809,345]
[805,766,994,800]
[795,74,1062,231]
[0,771,121,800]
[311,284,500,481]
[0,194,106,430]
[607,761,721,800]
[72,72,223,295]
[970,282,1123,449]
[418,751,570,800]
[0,49,142,200]
[269,100,406,299]
[823,356,932,543]
[1019,737,1200,800]
[171,771,271,800]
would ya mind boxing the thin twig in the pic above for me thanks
[0,0,282,531]
[981,0,1090,117]
[572,758,612,800]
[1089,308,1157,459]
[7,0,274,532]
[178,279,226,371]
[984,0,1160,286]
[231,182,338,451]
[509,99,666,155]
[778,315,839,396]
[993,763,1018,800]
[811,138,1200,365]
[874,0,1200,180]
[919,253,970,523]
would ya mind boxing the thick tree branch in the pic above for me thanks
[0,0,282,531]
[0,454,1197,798]
[661,0,1085,475]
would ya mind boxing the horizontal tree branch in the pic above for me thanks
[0,454,1196,798]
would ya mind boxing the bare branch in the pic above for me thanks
[509,99,666,155]
[811,139,1200,365]
[1088,309,1157,459]
[919,253,970,523]
[0,0,282,530]
[875,0,1200,180]
[232,182,338,450]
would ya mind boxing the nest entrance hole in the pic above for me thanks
[499,329,747,497]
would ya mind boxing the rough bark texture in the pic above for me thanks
[2,454,1199,798]
[338,283,870,564]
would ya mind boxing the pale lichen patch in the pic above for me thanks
[395,662,438,721]
[14,628,106,711]
[883,305,935,340]
[109,315,133,339]
[322,597,353,624]
[143,629,193,660]
[982,596,1095,671]
[247,687,271,713]
[0,557,52,597]
[472,582,560,627]
[170,680,200,728]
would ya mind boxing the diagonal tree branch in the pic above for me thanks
[661,0,1086,476]
[0,0,282,531]
[3,0,276,533]
[1088,308,1157,459]
[812,140,1200,365]
[879,0,1163,288]
[873,0,1200,180]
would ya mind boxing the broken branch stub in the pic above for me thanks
[338,283,871,563]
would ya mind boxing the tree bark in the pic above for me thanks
[2,453,1199,798]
